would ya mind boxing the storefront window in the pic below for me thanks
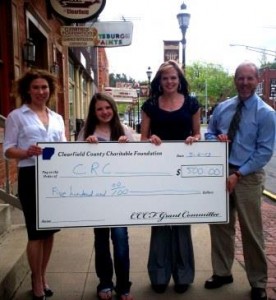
[82,76,88,117]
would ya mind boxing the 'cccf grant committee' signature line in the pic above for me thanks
[130,211,221,222]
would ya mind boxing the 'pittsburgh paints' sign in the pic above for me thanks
[61,22,133,47]
[36,141,229,229]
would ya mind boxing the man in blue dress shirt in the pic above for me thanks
[204,61,275,300]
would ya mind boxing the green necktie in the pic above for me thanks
[227,101,243,154]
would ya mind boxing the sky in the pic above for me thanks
[99,0,276,82]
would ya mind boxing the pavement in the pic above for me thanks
[10,130,276,300]
[10,225,254,300]
[11,203,276,300]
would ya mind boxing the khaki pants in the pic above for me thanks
[209,169,267,288]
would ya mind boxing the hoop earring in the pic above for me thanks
[178,83,182,92]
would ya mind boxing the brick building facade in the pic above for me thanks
[0,0,109,195]
[258,67,276,109]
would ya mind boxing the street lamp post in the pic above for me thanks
[177,2,191,70]
[136,88,141,133]
[132,102,136,129]
[146,66,152,95]
[128,106,131,127]
[205,80,208,124]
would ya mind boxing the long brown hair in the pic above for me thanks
[83,92,125,140]
[150,60,189,99]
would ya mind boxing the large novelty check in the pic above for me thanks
[36,141,228,229]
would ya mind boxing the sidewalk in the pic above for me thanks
[13,224,255,300]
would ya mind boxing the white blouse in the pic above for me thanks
[3,104,66,167]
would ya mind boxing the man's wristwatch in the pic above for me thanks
[233,171,242,179]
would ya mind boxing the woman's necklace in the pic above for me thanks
[159,94,185,112]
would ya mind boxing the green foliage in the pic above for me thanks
[185,62,236,107]
[260,61,276,69]
[109,73,136,87]
[116,103,127,117]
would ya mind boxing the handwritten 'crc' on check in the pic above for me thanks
[42,162,223,178]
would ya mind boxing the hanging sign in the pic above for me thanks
[49,0,106,22]
[60,21,133,47]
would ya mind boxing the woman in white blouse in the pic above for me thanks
[3,69,66,300]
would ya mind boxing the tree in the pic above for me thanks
[109,73,135,87]
[185,62,236,108]
[260,61,276,69]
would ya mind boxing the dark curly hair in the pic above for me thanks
[13,69,58,105]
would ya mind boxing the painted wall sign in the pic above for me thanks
[60,21,133,47]
[49,0,106,22]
